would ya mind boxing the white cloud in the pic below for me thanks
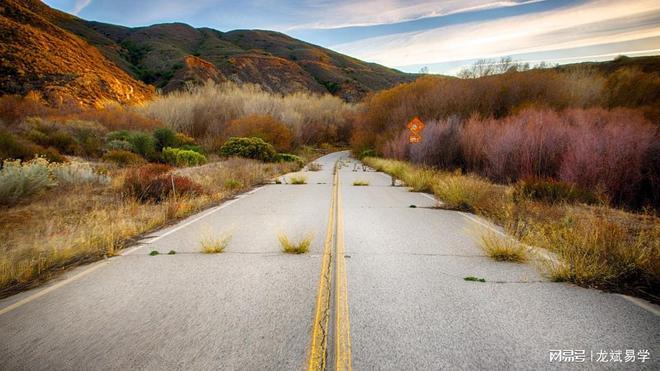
[330,0,660,66]
[72,0,92,15]
[288,0,543,29]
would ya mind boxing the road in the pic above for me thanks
[1,151,658,370]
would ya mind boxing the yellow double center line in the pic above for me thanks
[308,161,352,371]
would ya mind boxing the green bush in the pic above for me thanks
[0,158,54,205]
[275,153,303,165]
[162,147,207,167]
[178,144,204,154]
[106,139,134,152]
[153,127,178,151]
[127,132,156,159]
[106,130,132,142]
[106,130,155,158]
[102,150,145,166]
[219,137,276,162]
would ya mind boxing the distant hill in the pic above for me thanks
[73,22,419,101]
[556,55,660,74]
[0,0,417,106]
[0,0,154,107]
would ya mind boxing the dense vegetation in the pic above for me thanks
[352,59,660,210]
[0,56,658,299]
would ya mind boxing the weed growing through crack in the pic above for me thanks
[149,250,159,256]
[352,180,369,186]
[290,175,307,185]
[200,233,232,254]
[168,250,176,255]
[278,232,313,254]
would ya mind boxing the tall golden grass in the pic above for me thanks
[0,158,296,296]
[142,81,357,147]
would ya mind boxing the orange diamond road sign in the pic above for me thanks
[407,117,425,134]
[409,132,422,143]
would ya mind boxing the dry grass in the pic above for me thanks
[278,232,313,254]
[0,158,294,297]
[364,157,660,299]
[479,232,527,262]
[290,175,307,184]
[364,157,509,222]
[352,180,369,186]
[516,204,660,289]
[200,233,232,254]
[432,173,509,223]
[142,81,356,146]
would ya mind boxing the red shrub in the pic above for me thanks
[382,131,408,160]
[0,94,54,126]
[559,108,656,206]
[409,117,463,169]
[460,115,493,172]
[484,109,568,181]
[122,164,203,202]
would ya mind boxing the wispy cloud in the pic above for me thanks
[72,0,92,15]
[331,0,660,67]
[287,0,544,30]
[41,0,660,73]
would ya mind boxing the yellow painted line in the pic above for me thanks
[308,167,338,371]
[334,169,352,371]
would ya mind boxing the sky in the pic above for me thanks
[43,0,660,74]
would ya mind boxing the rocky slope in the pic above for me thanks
[0,0,154,107]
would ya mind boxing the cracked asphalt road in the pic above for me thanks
[0,151,658,370]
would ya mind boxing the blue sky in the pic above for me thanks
[43,0,660,74]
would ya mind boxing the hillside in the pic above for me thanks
[0,1,416,103]
[0,0,154,107]
[72,22,417,101]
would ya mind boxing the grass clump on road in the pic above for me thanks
[278,232,313,254]
[307,162,322,171]
[200,233,231,254]
[352,180,369,186]
[149,250,159,256]
[290,175,307,184]
[168,250,176,255]
[464,276,486,282]
[480,232,527,263]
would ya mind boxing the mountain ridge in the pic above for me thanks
[33,0,416,102]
